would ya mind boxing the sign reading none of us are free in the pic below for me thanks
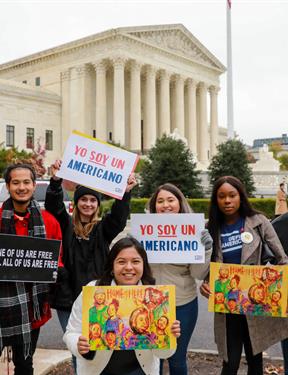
[131,213,205,263]
[56,131,139,200]
[0,234,61,283]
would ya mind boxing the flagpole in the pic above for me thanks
[227,0,234,139]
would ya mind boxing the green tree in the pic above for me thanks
[139,134,203,198]
[278,154,288,171]
[208,139,255,196]
[0,146,33,177]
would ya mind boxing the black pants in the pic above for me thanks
[221,314,263,375]
[12,328,40,375]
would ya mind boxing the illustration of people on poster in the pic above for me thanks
[82,285,176,350]
[208,262,288,317]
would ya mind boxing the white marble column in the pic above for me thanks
[174,74,185,137]
[69,65,89,134]
[60,70,70,152]
[158,70,170,136]
[197,82,209,165]
[186,78,198,157]
[209,85,219,158]
[112,57,126,145]
[93,60,107,141]
[144,65,157,151]
[129,60,142,151]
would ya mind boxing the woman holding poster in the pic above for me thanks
[200,176,288,375]
[63,236,181,375]
[148,183,213,375]
[45,160,136,370]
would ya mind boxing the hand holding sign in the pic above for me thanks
[50,159,62,181]
[125,173,137,192]
[77,336,90,355]
[50,159,77,191]
[201,229,213,251]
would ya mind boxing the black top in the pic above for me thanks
[102,351,142,375]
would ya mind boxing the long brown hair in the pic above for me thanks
[73,205,99,239]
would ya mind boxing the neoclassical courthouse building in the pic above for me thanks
[0,24,226,168]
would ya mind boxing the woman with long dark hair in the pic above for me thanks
[45,160,137,372]
[63,236,181,375]
[148,183,213,375]
[200,176,288,375]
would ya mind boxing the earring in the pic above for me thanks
[111,271,114,276]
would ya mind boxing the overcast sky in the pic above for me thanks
[0,0,287,146]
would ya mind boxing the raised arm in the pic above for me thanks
[101,173,137,243]
[45,160,70,230]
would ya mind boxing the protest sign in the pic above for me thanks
[0,234,61,283]
[82,284,176,350]
[131,213,205,263]
[208,262,288,317]
[56,130,139,199]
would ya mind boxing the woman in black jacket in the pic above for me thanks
[45,160,136,371]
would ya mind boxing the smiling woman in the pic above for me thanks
[148,182,213,375]
[44,159,137,372]
[113,246,144,286]
[63,236,181,375]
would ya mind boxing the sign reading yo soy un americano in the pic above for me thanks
[0,234,61,283]
[56,131,139,200]
[131,213,205,263]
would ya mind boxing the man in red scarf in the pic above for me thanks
[0,163,62,375]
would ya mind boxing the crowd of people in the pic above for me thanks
[1,160,288,375]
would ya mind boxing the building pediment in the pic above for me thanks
[0,24,225,74]
[120,24,225,71]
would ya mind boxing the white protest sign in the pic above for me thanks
[131,213,205,263]
[56,131,139,199]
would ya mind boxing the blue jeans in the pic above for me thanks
[281,338,288,375]
[160,298,198,375]
[57,309,77,374]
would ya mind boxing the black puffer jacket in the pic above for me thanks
[45,178,130,311]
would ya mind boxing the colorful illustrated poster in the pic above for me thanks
[82,285,176,350]
[208,262,288,317]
